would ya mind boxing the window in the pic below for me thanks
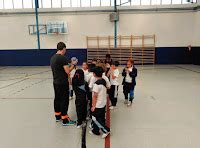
[4,0,13,9]
[161,0,172,4]
[72,0,81,7]
[111,0,120,6]
[62,0,71,7]
[52,0,61,8]
[152,0,161,5]
[131,0,141,5]
[0,0,4,9]
[13,0,23,9]
[42,0,52,8]
[172,0,182,4]
[141,0,151,5]
[0,0,197,9]
[121,0,131,6]
[23,0,33,8]
[182,0,196,3]
[82,0,90,7]
[101,0,111,6]
[91,0,100,7]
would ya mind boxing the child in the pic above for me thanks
[104,54,113,76]
[122,59,137,106]
[72,69,89,128]
[107,61,120,110]
[89,66,110,138]
[88,63,110,121]
[82,62,90,82]
[91,58,97,65]
[89,62,111,91]
[69,66,76,100]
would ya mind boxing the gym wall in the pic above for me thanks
[0,9,199,65]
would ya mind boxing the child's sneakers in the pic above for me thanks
[77,124,82,129]
[89,130,94,135]
[109,106,116,110]
[127,101,132,106]
[89,130,100,136]
[89,123,93,129]
[127,97,134,106]
[102,132,110,139]
[124,100,128,104]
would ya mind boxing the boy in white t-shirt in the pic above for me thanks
[107,61,120,110]
[89,66,110,139]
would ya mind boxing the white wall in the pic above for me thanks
[193,11,200,46]
[0,10,199,49]
[119,12,196,47]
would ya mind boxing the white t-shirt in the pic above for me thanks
[70,69,76,79]
[89,73,111,90]
[82,69,91,83]
[125,67,133,83]
[110,69,119,86]
[83,69,89,75]
[93,79,107,108]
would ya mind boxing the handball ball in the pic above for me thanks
[71,57,78,63]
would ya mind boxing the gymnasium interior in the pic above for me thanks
[0,0,200,148]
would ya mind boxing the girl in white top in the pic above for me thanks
[107,61,120,109]
[69,67,76,100]
[122,59,137,106]
[82,62,90,82]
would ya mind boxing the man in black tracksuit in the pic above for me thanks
[72,69,89,128]
[122,59,137,106]
[50,42,77,126]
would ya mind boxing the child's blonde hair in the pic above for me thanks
[96,62,106,72]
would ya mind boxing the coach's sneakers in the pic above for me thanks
[62,119,76,126]
[55,115,61,122]
[102,132,110,139]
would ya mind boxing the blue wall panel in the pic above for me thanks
[0,47,199,66]
[156,47,200,65]
[0,49,87,66]
[155,47,192,64]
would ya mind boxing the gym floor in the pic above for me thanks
[0,65,200,148]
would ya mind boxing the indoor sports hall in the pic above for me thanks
[0,0,200,148]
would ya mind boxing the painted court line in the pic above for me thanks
[175,66,200,74]
[0,78,29,90]
[0,97,53,100]
[105,96,110,148]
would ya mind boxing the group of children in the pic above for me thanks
[69,55,137,139]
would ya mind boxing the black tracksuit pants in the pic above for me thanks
[123,82,135,102]
[53,83,69,118]
[92,107,110,135]
[75,95,87,125]
[109,85,119,106]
